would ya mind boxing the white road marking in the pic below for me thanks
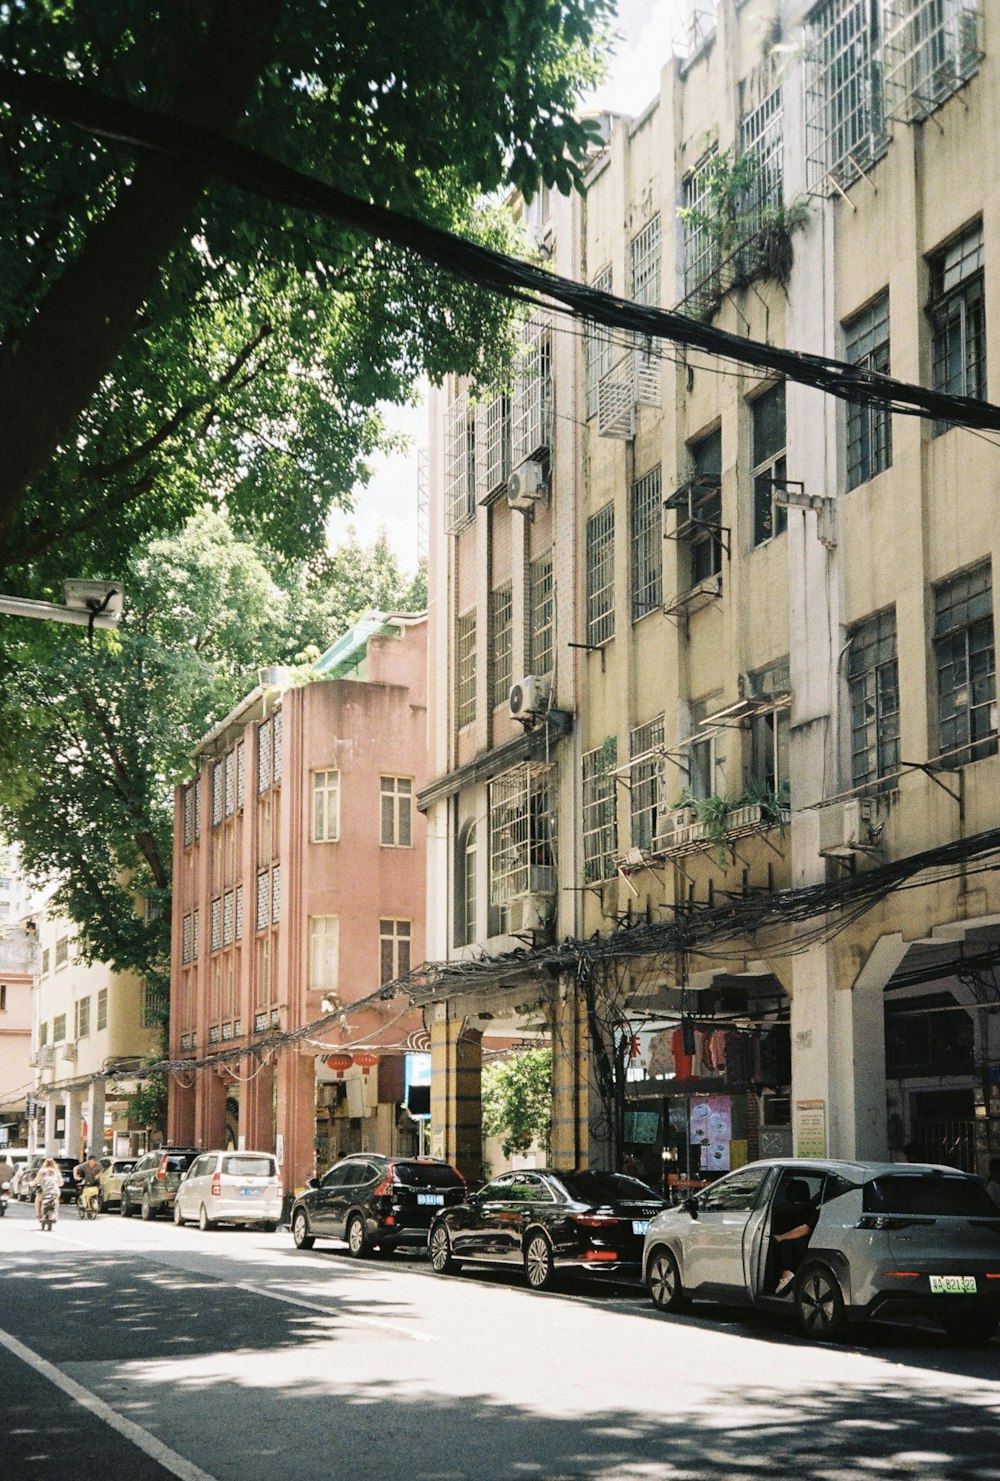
[0,1325,218,1481]
[230,1279,438,1340]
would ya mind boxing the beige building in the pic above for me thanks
[421,0,1000,1183]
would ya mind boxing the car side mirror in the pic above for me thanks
[306,1176,319,1190]
[684,1197,699,1219]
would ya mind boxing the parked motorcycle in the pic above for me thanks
[0,1180,9,1217]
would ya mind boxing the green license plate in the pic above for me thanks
[930,1275,978,1294]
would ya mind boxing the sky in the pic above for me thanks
[332,0,677,574]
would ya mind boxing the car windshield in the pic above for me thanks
[223,1156,275,1178]
[164,1155,197,1174]
[393,1161,464,1190]
[558,1171,660,1204]
[864,1173,997,1217]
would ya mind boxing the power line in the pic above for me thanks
[4,67,1000,435]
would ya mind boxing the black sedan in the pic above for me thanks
[428,1168,667,1290]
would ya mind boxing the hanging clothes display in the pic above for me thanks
[646,1029,675,1080]
[724,1031,753,1089]
[671,1026,694,1082]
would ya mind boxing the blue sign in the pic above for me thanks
[404,1053,431,1119]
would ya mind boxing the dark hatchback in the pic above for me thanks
[291,1153,466,1256]
[428,1169,668,1290]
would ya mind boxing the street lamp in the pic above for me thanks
[0,579,124,633]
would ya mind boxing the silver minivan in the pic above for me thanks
[174,1150,282,1231]
[643,1158,1000,1344]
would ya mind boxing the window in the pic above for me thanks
[582,740,618,883]
[884,0,983,121]
[698,1165,770,1212]
[224,749,235,817]
[475,394,511,503]
[849,608,900,787]
[511,314,552,465]
[74,996,90,1039]
[805,0,887,193]
[751,384,787,546]
[489,764,557,919]
[631,466,662,620]
[630,717,665,852]
[686,430,723,585]
[53,1013,66,1043]
[309,916,339,994]
[380,919,411,985]
[444,391,476,532]
[97,988,108,1032]
[212,758,224,827]
[271,865,281,925]
[192,908,200,961]
[0,985,5,1012]
[457,823,477,948]
[738,87,784,242]
[183,786,194,848]
[55,936,68,969]
[682,153,720,306]
[312,769,340,842]
[211,897,222,952]
[257,937,271,1007]
[585,267,614,419]
[182,914,193,965]
[39,1020,48,1047]
[528,552,554,676]
[631,215,661,308]
[749,661,792,802]
[380,775,413,848]
[934,562,996,766]
[586,503,615,646]
[257,718,273,795]
[489,584,514,709]
[194,772,202,838]
[256,872,270,932]
[223,890,234,947]
[236,741,245,811]
[41,947,50,976]
[928,222,986,428]
[455,609,477,728]
[687,696,722,801]
[234,887,243,942]
[845,293,892,486]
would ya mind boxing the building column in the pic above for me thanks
[63,1091,83,1160]
[41,1097,56,1155]
[276,1048,315,1196]
[550,978,588,1170]
[85,1079,106,1160]
[428,1003,482,1181]
[195,1069,228,1150]
[169,1074,197,1147]
[241,1058,276,1153]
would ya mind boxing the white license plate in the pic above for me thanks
[240,1187,262,1198]
[930,1274,977,1294]
[417,1192,444,1206]
[632,1220,649,1235]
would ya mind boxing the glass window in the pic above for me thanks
[455,609,477,729]
[313,770,340,843]
[97,988,108,1032]
[630,716,665,852]
[444,391,476,532]
[309,916,339,994]
[631,215,661,308]
[585,266,614,419]
[864,1172,994,1217]
[751,384,787,546]
[582,741,618,883]
[489,584,514,710]
[52,1014,66,1043]
[849,608,899,787]
[488,764,556,921]
[456,823,477,949]
[74,997,90,1039]
[631,466,663,620]
[379,919,411,985]
[528,552,554,676]
[698,1165,771,1212]
[805,0,887,192]
[845,292,892,487]
[380,776,413,848]
[586,503,615,646]
[928,222,986,431]
[934,562,996,766]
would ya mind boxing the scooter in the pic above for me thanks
[77,1184,99,1220]
[39,1186,58,1232]
[0,1180,9,1217]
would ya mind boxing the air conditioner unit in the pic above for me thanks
[506,458,545,510]
[508,894,554,934]
[509,674,550,720]
[61,1041,77,1062]
[818,799,866,858]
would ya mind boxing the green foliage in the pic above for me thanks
[0,0,613,586]
[481,1048,552,1160]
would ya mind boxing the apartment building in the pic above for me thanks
[168,613,428,1192]
[421,0,1000,1183]
[0,922,35,1147]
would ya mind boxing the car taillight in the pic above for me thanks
[211,1172,221,1198]
[373,1170,395,1198]
[573,1214,618,1228]
[156,1156,169,1181]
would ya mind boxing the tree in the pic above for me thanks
[0,1,612,587]
[482,1048,553,1160]
[0,506,421,982]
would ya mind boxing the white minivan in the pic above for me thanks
[174,1150,282,1231]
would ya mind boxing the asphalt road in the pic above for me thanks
[2,1195,1000,1481]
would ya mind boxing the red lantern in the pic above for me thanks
[326,1053,354,1080]
[353,1051,380,1076]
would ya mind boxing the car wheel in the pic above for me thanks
[795,1263,846,1341]
[940,1312,998,1346]
[523,1231,556,1291]
[647,1246,688,1313]
[292,1209,315,1250]
[141,1192,153,1222]
[198,1204,213,1232]
[174,1201,184,1227]
[429,1222,460,1275]
[346,1212,372,1258]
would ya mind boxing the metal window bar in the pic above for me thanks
[597,355,636,440]
[585,268,615,419]
[528,553,554,675]
[445,391,475,533]
[211,897,222,953]
[737,89,784,281]
[257,719,272,794]
[475,395,511,502]
[272,711,282,785]
[934,562,996,766]
[511,315,553,466]
[224,750,235,817]
[488,764,557,905]
[455,609,477,728]
[194,774,201,838]
[929,224,986,412]
[884,0,982,121]
[849,608,900,786]
[192,909,199,961]
[490,584,514,710]
[630,716,665,852]
[845,293,892,487]
[182,914,192,965]
[586,503,616,646]
[805,0,888,194]
[183,787,193,849]
[223,890,234,947]
[631,466,663,620]
[582,742,618,884]
[256,871,270,932]
[271,865,280,925]
[235,885,243,942]
[631,215,662,308]
[682,154,721,313]
[212,759,224,827]
[236,742,245,811]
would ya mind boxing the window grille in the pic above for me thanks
[257,719,272,794]
[849,608,900,786]
[884,0,982,121]
[934,562,996,766]
[490,585,514,709]
[211,896,222,953]
[475,395,511,502]
[97,988,108,1032]
[630,716,665,851]
[379,918,412,985]
[224,750,235,816]
[271,865,281,925]
[631,466,663,620]
[183,787,194,848]
[455,609,477,728]
[445,391,476,532]
[737,88,784,281]
[805,0,888,193]
[212,759,224,827]
[582,741,619,883]
[236,742,245,811]
[193,909,200,961]
[597,355,636,440]
[928,222,985,428]
[751,384,787,545]
[313,769,340,842]
[586,503,615,646]
[380,775,413,847]
[310,915,339,992]
[631,215,661,308]
[256,871,270,932]
[585,268,615,419]
[272,711,282,784]
[682,153,721,309]
[235,886,243,942]
[528,553,554,676]
[511,315,553,465]
[489,764,557,908]
[194,774,201,838]
[182,914,192,965]
[845,293,892,486]
[223,890,234,947]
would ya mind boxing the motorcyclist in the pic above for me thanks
[73,1154,102,1214]
[32,1158,63,1226]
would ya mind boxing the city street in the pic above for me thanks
[2,1198,1000,1480]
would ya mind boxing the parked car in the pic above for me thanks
[120,1147,200,1220]
[642,1157,1000,1344]
[175,1150,282,1231]
[13,1154,43,1201]
[97,1156,138,1211]
[291,1153,466,1256]
[428,1168,668,1290]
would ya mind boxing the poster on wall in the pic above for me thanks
[690,1094,732,1172]
[796,1099,827,1158]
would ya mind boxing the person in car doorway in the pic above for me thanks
[32,1158,63,1225]
[772,1178,819,1296]
[74,1154,101,1213]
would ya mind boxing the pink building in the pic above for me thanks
[168,613,428,1193]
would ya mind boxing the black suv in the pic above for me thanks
[290,1153,466,1256]
[120,1146,200,1220]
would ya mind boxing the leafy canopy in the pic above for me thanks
[482,1048,553,1159]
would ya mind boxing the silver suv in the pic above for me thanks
[643,1158,1000,1344]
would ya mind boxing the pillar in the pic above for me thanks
[63,1092,82,1159]
[428,1003,482,1181]
[169,1074,197,1147]
[241,1058,276,1153]
[42,1097,56,1155]
[195,1069,228,1150]
[86,1080,106,1159]
[550,977,589,1170]
[276,1048,315,1195]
